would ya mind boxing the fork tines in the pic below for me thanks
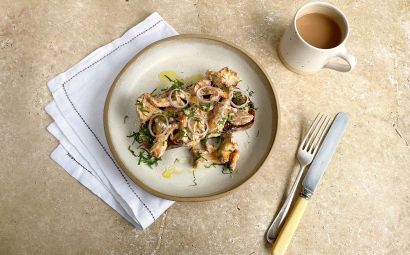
[301,113,332,154]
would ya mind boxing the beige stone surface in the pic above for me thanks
[1,0,409,254]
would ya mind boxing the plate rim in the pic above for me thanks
[104,34,281,202]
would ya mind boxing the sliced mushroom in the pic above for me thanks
[149,123,178,158]
[191,147,223,168]
[206,67,240,88]
[192,133,239,170]
[136,94,162,124]
[145,93,171,108]
[205,137,222,153]
[230,108,255,126]
[228,149,240,172]
[217,133,238,163]
[208,99,231,134]
[191,79,211,94]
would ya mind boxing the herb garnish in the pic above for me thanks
[190,169,198,186]
[164,75,185,90]
[183,105,197,118]
[217,115,232,125]
[247,101,257,110]
[204,163,217,168]
[127,132,139,145]
[127,124,159,168]
[200,103,212,112]
[127,124,155,145]
[232,91,247,105]
[151,86,169,96]
[137,148,160,168]
[246,87,255,97]
[128,145,137,157]
[175,128,189,141]
[136,100,149,114]
[164,110,179,118]
[195,151,207,160]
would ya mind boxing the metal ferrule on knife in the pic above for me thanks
[300,188,313,199]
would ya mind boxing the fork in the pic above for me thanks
[266,113,331,243]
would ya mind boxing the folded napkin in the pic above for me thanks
[46,12,177,229]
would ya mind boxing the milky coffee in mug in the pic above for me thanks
[297,13,342,49]
[278,2,357,74]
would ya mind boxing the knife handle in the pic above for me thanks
[272,197,308,255]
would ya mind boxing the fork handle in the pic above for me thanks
[266,165,306,243]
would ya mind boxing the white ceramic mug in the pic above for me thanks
[278,2,357,74]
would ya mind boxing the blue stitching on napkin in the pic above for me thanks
[61,19,164,222]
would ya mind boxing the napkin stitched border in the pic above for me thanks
[66,153,94,176]
[59,19,164,221]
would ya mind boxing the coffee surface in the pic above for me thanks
[296,13,342,49]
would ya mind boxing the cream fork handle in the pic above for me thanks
[266,165,306,243]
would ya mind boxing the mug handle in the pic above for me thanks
[324,46,357,72]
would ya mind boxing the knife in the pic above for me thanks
[272,112,349,255]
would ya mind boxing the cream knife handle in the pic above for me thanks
[272,197,308,255]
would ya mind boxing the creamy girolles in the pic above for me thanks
[133,67,256,172]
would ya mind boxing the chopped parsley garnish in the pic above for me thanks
[204,163,217,168]
[127,132,139,145]
[136,100,149,114]
[195,151,207,160]
[128,145,137,157]
[127,124,155,145]
[248,101,257,110]
[233,91,241,99]
[164,75,185,90]
[190,169,198,186]
[137,149,160,168]
[200,103,212,112]
[128,146,160,168]
[175,128,189,140]
[217,115,232,125]
[183,105,197,118]
[150,87,157,94]
[232,91,247,105]
[164,110,179,118]
[151,86,169,96]
[246,87,255,97]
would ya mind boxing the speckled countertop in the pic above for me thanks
[1,0,409,254]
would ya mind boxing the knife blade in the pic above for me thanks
[301,112,349,199]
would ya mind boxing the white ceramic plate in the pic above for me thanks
[104,35,280,201]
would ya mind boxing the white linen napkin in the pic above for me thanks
[46,12,177,229]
